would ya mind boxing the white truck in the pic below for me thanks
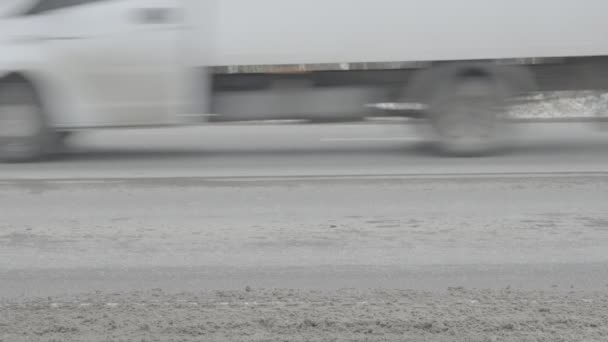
[1,0,608,161]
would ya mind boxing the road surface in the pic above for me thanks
[1,122,608,341]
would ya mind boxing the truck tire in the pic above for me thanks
[427,74,508,156]
[0,81,52,162]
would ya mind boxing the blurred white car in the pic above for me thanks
[0,0,187,160]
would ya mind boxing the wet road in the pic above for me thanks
[1,122,608,299]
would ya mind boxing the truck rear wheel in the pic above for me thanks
[0,81,52,162]
[427,74,508,156]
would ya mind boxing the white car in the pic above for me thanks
[0,0,190,161]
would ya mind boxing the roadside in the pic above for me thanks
[2,288,607,342]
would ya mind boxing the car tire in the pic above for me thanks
[427,75,508,156]
[0,81,52,162]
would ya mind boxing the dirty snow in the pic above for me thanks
[1,288,607,342]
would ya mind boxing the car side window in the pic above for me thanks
[25,0,106,16]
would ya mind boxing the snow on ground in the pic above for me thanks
[509,91,608,120]
[2,288,607,342]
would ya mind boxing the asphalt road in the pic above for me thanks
[2,121,608,341]
[1,121,608,180]
[1,122,608,298]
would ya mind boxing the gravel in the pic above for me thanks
[1,288,607,342]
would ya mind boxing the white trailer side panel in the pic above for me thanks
[207,0,608,66]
